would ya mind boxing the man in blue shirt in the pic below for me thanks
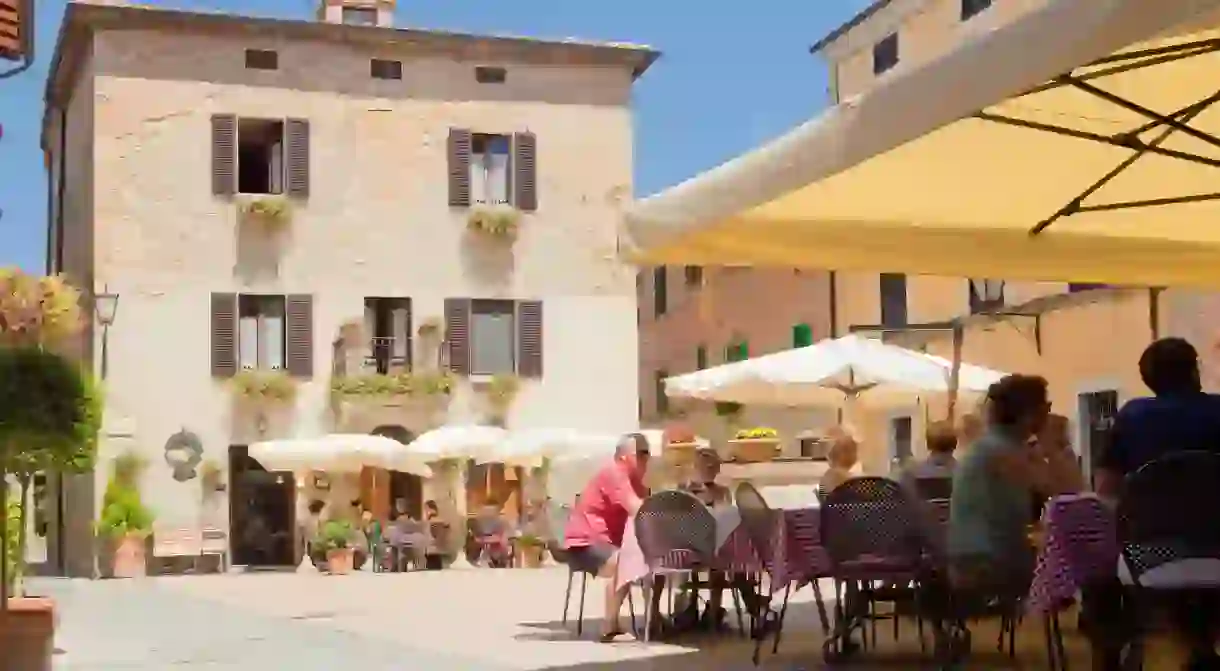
[1095,337,1220,497]
[1091,338,1220,670]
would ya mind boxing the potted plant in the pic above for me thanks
[200,459,226,495]
[515,534,546,568]
[237,194,292,230]
[728,427,781,463]
[95,454,154,579]
[484,374,521,422]
[466,204,522,240]
[417,316,444,338]
[660,421,698,466]
[230,369,298,403]
[315,520,356,575]
[0,272,99,669]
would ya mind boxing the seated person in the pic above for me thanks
[563,432,649,642]
[680,448,731,507]
[423,499,450,555]
[901,419,959,495]
[819,428,860,495]
[472,499,514,567]
[945,375,1079,597]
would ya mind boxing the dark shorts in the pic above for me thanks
[566,542,616,574]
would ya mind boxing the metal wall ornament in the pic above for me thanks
[164,428,204,481]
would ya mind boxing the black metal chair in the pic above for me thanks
[1117,451,1220,667]
[819,476,929,662]
[735,482,829,665]
[549,503,636,637]
[635,490,718,641]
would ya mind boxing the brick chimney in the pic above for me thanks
[318,0,394,28]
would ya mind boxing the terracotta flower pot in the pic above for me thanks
[326,548,355,575]
[728,438,780,463]
[516,545,544,568]
[0,597,56,671]
[111,534,146,579]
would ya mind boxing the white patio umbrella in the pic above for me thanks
[474,429,603,467]
[405,424,509,461]
[248,434,433,477]
[664,334,1004,407]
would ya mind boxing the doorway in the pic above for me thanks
[1078,389,1119,485]
[228,445,296,567]
[889,415,914,471]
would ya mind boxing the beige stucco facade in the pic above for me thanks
[41,1,654,575]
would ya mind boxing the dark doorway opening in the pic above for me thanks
[229,445,296,567]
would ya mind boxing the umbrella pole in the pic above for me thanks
[946,324,964,421]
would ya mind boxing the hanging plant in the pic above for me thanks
[237,195,292,229]
[330,370,454,398]
[466,204,521,240]
[230,369,298,402]
[485,374,521,417]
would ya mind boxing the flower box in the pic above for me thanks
[727,438,780,463]
[663,441,699,466]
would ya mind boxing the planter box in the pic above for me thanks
[111,534,147,579]
[516,545,545,568]
[0,597,55,671]
[728,438,780,464]
[663,442,698,467]
[326,548,355,575]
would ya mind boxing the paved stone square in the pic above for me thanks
[34,569,1090,669]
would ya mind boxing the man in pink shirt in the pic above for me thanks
[564,433,649,641]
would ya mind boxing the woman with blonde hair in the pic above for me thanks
[819,427,860,494]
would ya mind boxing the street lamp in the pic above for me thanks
[93,288,119,380]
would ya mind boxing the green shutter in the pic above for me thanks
[793,323,813,347]
[737,341,749,360]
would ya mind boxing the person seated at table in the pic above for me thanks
[421,499,449,567]
[471,499,514,567]
[946,375,1080,595]
[901,420,959,494]
[563,432,649,642]
[681,448,731,507]
[819,427,860,495]
[1089,338,1220,670]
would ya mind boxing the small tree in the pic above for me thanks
[0,269,96,608]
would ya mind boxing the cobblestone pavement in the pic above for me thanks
[34,568,1089,670]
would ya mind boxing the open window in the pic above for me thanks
[470,133,511,205]
[237,119,285,195]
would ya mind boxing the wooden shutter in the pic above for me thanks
[513,132,537,211]
[447,128,472,208]
[516,300,543,378]
[211,114,237,196]
[285,118,310,198]
[285,294,314,378]
[444,298,471,375]
[210,293,237,378]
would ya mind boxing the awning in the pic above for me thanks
[624,0,1220,287]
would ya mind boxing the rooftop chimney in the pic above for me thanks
[318,0,394,28]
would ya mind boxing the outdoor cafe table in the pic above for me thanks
[616,487,827,592]
[1027,493,1117,613]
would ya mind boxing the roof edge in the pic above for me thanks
[809,0,895,55]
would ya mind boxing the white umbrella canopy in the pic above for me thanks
[664,335,1005,406]
[248,434,433,477]
[475,429,611,467]
[405,424,509,461]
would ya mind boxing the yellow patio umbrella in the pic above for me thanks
[624,0,1220,288]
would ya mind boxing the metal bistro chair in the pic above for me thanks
[635,490,718,642]
[735,483,829,665]
[1117,451,1220,669]
[820,476,929,663]
[549,502,637,636]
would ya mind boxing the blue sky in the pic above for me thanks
[0,0,870,272]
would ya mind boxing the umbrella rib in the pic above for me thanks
[1027,93,1220,235]
[1062,77,1220,152]
[1022,40,1220,97]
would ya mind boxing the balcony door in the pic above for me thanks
[364,297,412,374]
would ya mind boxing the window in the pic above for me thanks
[475,66,507,84]
[793,323,814,348]
[364,297,411,374]
[879,273,908,327]
[968,278,1005,314]
[238,295,286,371]
[654,370,669,417]
[725,340,749,363]
[653,266,668,317]
[470,299,517,375]
[341,6,378,25]
[244,49,278,71]
[1069,283,1110,293]
[237,118,284,195]
[695,345,708,370]
[370,58,402,80]
[799,437,829,460]
[961,0,993,20]
[891,416,913,463]
[684,265,703,288]
[470,133,512,205]
[872,33,899,75]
